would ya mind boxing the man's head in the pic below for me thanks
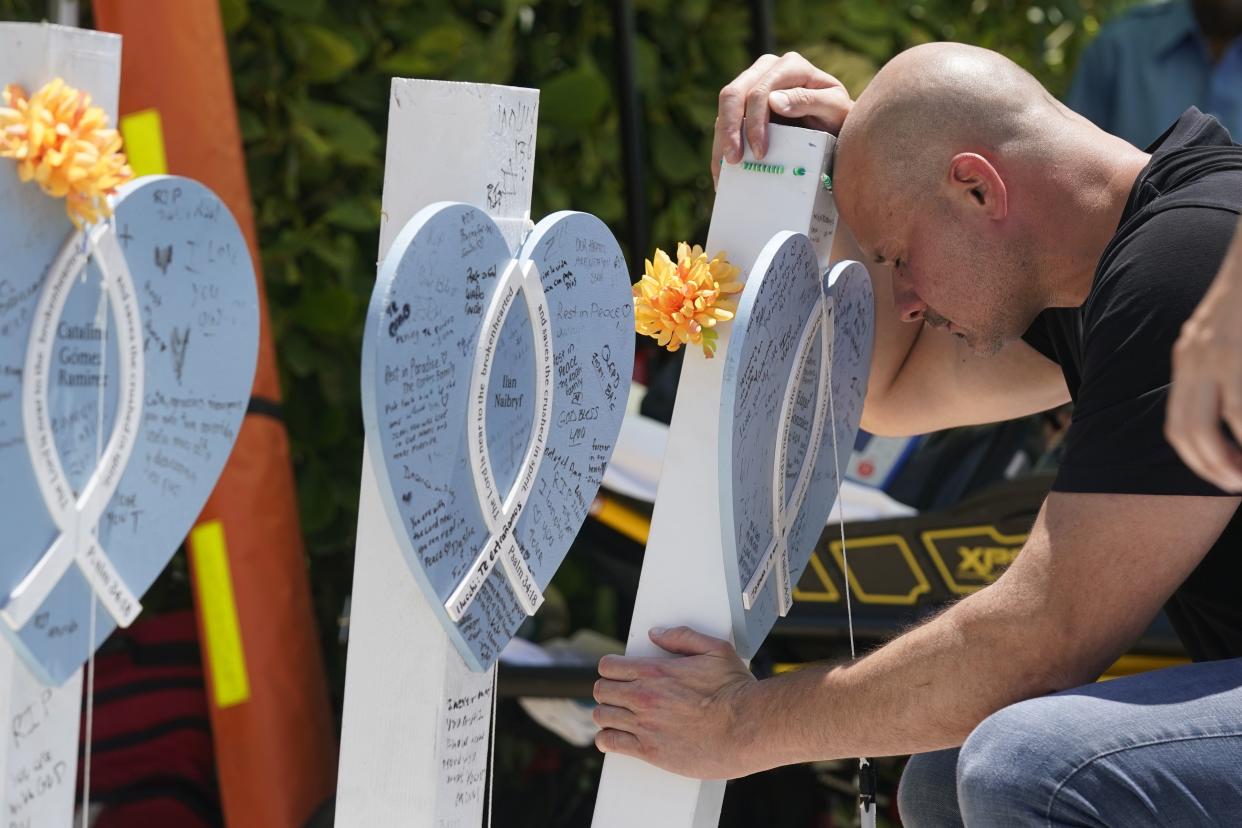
[835,43,1079,355]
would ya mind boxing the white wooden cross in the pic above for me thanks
[592,124,844,828]
[335,79,540,827]
[0,22,122,828]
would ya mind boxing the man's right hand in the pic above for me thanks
[712,51,854,188]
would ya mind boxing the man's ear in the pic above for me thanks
[948,153,1007,220]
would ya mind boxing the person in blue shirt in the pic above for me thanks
[1067,0,1242,147]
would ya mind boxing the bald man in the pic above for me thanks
[593,44,1242,825]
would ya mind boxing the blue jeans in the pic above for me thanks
[897,658,1242,826]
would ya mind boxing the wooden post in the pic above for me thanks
[335,80,539,826]
[592,124,841,828]
[0,23,120,825]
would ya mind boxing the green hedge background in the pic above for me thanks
[1,0,1138,714]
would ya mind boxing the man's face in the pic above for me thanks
[839,185,1037,357]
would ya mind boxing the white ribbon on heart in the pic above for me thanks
[445,258,553,622]
[2,222,144,632]
[741,281,833,617]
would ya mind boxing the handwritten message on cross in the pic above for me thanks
[337,79,635,827]
[593,124,874,828]
[0,22,259,826]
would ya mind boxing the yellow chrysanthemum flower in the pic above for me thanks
[0,78,134,228]
[633,241,742,358]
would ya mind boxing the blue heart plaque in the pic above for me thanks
[362,203,634,671]
[719,233,874,658]
[0,176,259,685]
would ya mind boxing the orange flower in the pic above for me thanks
[633,242,742,358]
[0,78,134,228]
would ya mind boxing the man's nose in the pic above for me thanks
[893,285,926,323]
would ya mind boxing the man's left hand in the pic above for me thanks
[594,626,764,779]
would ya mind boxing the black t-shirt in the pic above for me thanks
[1022,108,1242,661]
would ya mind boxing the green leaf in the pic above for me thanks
[322,198,381,232]
[305,233,357,273]
[539,61,611,128]
[257,0,324,19]
[294,23,362,83]
[297,465,339,534]
[219,0,251,33]
[237,107,265,144]
[376,21,471,77]
[290,100,382,166]
[293,282,359,335]
[313,403,347,446]
[280,329,316,377]
[678,0,711,25]
[634,35,661,94]
[650,126,700,184]
[265,228,313,262]
[291,121,333,161]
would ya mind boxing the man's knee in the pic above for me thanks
[898,748,964,828]
[957,702,1056,822]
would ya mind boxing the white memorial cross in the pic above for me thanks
[5,223,144,631]
[0,22,122,828]
[593,124,842,828]
[336,79,541,828]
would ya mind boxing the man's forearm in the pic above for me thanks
[737,493,1193,768]
[596,494,1232,780]
[741,581,1083,768]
